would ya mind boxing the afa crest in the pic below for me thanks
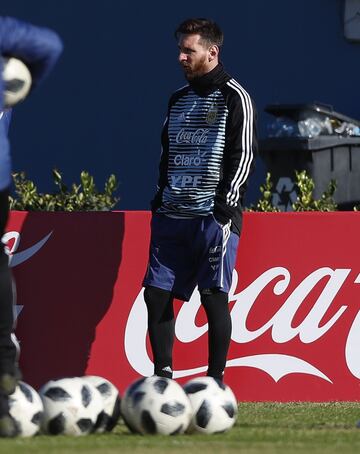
[206,104,218,124]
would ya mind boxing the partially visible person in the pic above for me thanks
[143,18,257,382]
[0,16,63,436]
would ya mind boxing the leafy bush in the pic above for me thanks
[9,169,119,211]
[292,170,337,212]
[248,170,337,212]
[247,173,280,212]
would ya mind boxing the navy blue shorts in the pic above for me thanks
[143,214,239,301]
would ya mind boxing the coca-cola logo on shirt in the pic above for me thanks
[175,128,209,145]
[124,267,360,383]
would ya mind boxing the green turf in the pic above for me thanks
[1,402,360,454]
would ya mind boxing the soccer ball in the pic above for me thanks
[121,376,192,435]
[2,57,32,108]
[120,378,143,433]
[8,381,43,437]
[183,377,238,434]
[39,377,104,436]
[82,375,121,432]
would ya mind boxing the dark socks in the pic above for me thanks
[144,286,231,381]
[144,286,174,378]
[200,291,231,381]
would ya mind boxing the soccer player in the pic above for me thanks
[0,16,63,436]
[143,18,257,381]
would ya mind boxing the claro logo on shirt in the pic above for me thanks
[175,128,209,144]
[174,150,207,167]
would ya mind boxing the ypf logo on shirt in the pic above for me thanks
[171,175,202,187]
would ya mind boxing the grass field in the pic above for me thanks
[1,402,360,454]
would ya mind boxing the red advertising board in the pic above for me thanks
[4,211,360,401]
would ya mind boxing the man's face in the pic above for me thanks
[178,34,213,80]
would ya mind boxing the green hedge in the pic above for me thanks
[9,168,345,212]
[9,169,119,211]
[247,170,338,212]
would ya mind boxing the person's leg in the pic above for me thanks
[0,190,19,436]
[200,290,231,381]
[195,216,241,381]
[144,286,175,378]
[0,190,17,381]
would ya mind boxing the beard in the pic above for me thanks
[182,55,208,80]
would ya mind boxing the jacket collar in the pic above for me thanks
[188,63,230,96]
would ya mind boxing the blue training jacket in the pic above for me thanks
[0,16,63,191]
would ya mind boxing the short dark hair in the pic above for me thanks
[175,18,224,48]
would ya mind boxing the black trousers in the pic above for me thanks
[0,190,16,379]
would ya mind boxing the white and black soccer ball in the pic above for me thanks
[120,378,142,433]
[121,376,192,435]
[82,375,121,433]
[183,377,238,434]
[2,57,32,108]
[39,377,104,436]
[8,381,44,437]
